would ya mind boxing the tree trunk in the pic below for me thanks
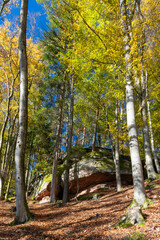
[119,100,124,154]
[5,170,13,201]
[120,0,146,207]
[97,128,102,148]
[50,76,65,203]
[92,109,99,151]
[105,105,115,158]
[81,126,86,146]
[14,0,31,224]
[75,128,80,146]
[141,66,156,179]
[0,0,11,16]
[0,102,10,199]
[146,71,160,174]
[63,74,74,203]
[135,68,156,179]
[0,114,17,199]
[114,100,121,192]
[136,0,157,179]
[0,39,19,199]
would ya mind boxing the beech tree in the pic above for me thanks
[14,0,31,224]
[0,21,19,199]
[1,1,160,228]
[119,0,147,225]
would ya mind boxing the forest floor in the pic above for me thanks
[0,177,160,240]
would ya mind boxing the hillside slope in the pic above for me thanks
[0,178,160,240]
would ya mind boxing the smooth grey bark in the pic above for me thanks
[105,102,122,192]
[0,66,18,199]
[63,75,74,203]
[50,77,65,203]
[135,1,156,179]
[92,109,99,152]
[74,161,79,201]
[0,97,11,199]
[74,129,80,200]
[81,126,86,146]
[141,66,156,179]
[1,117,17,198]
[14,0,30,224]
[104,105,114,158]
[25,150,32,196]
[26,161,34,197]
[75,128,80,146]
[119,100,125,154]
[135,69,156,179]
[114,100,121,192]
[0,112,9,199]
[120,0,146,206]
[145,71,160,174]
[5,170,13,200]
[97,128,102,147]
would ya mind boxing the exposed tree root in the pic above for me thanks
[119,206,145,225]
[118,200,146,226]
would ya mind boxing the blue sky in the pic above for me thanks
[3,0,48,41]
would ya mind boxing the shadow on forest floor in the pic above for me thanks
[0,178,160,239]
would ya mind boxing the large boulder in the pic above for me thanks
[34,148,132,201]
[69,148,131,180]
[35,172,132,201]
[69,172,132,195]
[35,174,63,201]
[35,175,52,201]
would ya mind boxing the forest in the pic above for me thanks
[0,0,160,239]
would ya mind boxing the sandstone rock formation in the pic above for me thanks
[35,172,132,201]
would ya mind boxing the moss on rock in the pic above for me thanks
[77,192,101,201]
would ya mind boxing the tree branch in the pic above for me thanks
[0,0,10,16]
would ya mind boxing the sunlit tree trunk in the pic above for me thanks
[14,0,31,224]
[135,68,156,179]
[114,100,121,192]
[75,128,80,146]
[63,74,74,203]
[136,2,156,179]
[92,109,99,151]
[104,105,114,158]
[81,126,86,146]
[0,98,11,199]
[120,0,146,207]
[50,75,65,203]
[141,65,156,179]
[5,170,13,200]
[2,121,17,198]
[145,71,160,174]
[119,100,124,154]
[0,107,17,199]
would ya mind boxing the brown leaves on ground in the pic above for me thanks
[0,178,160,240]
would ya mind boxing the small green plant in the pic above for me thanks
[116,220,133,228]
[145,183,155,189]
[77,192,101,201]
[98,187,109,191]
[146,178,153,184]
[56,200,62,208]
[7,197,16,202]
[129,231,145,240]
[142,198,153,210]
[21,225,26,230]
[28,201,36,205]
